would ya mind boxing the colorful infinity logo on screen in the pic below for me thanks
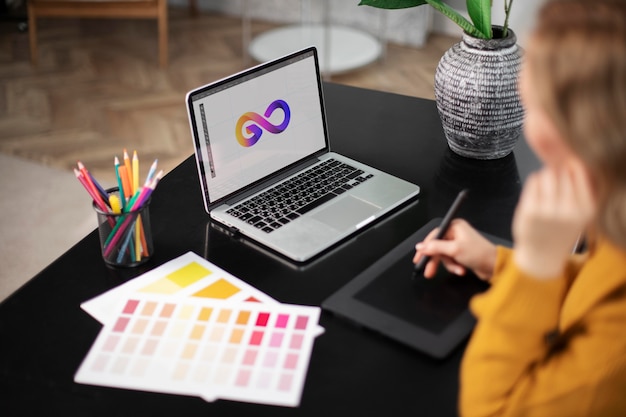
[236,99,291,147]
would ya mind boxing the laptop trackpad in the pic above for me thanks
[312,196,380,231]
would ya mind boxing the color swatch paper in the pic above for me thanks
[76,252,324,407]
[81,252,278,325]
[76,294,321,406]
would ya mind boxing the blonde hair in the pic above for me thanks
[526,0,626,248]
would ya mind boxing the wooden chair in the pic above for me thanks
[27,0,169,67]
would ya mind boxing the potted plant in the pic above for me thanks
[359,0,524,160]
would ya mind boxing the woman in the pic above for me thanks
[413,0,626,415]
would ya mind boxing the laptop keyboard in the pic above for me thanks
[226,158,374,233]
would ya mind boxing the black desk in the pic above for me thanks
[0,83,539,416]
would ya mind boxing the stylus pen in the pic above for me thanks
[413,188,469,277]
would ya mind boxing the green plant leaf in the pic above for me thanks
[425,0,487,38]
[467,0,492,38]
[358,0,428,9]
[359,0,489,39]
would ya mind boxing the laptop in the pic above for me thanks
[186,47,420,262]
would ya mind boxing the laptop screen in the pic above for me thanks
[188,48,328,205]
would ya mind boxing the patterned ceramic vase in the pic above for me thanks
[434,26,524,159]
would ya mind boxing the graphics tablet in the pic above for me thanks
[322,218,511,359]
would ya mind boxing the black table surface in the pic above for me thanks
[0,83,539,417]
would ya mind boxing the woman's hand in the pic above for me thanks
[512,160,596,279]
[413,219,498,281]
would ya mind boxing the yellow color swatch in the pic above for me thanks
[177,304,195,320]
[229,328,244,344]
[197,307,213,321]
[236,311,251,325]
[139,278,181,295]
[190,324,206,340]
[139,262,211,295]
[166,262,211,287]
[192,278,240,299]
[217,309,232,324]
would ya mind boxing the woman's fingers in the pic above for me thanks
[416,235,466,278]
[512,162,595,278]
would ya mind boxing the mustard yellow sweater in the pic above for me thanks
[460,238,626,417]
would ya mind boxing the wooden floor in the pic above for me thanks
[0,7,458,185]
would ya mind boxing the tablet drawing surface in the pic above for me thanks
[322,218,510,358]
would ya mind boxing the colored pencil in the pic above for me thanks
[118,166,132,200]
[145,159,158,184]
[132,150,140,193]
[133,171,162,209]
[117,223,137,264]
[87,171,110,206]
[114,156,126,211]
[75,151,162,263]
[123,149,133,193]
[77,161,108,210]
[75,168,109,214]
[132,150,141,260]
[103,171,163,258]
[75,168,120,229]
[109,194,122,214]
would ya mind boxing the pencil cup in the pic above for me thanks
[93,188,154,267]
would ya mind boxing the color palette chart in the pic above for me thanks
[76,252,323,407]
[81,252,279,325]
